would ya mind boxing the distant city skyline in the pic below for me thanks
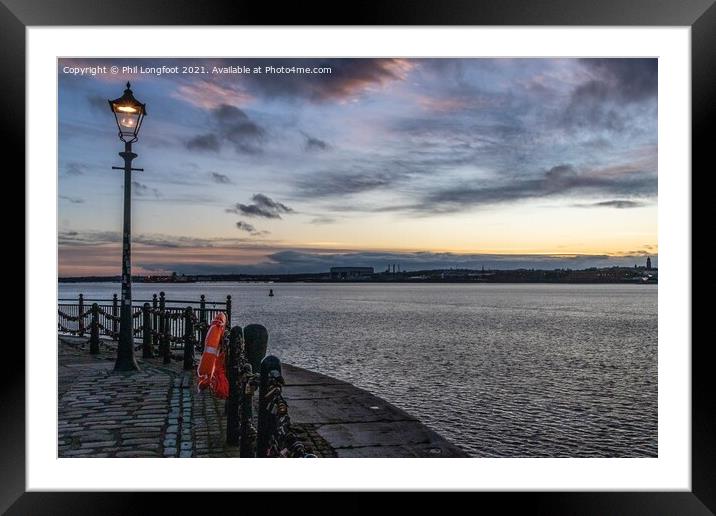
[58,58,657,276]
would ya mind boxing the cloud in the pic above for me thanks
[415,163,656,214]
[573,199,647,209]
[561,59,657,131]
[295,159,651,213]
[132,181,161,198]
[291,144,488,201]
[172,80,253,110]
[66,58,412,106]
[309,216,337,224]
[295,167,407,198]
[301,132,330,152]
[58,229,254,248]
[236,220,270,237]
[416,95,472,113]
[227,193,294,219]
[57,229,270,276]
[169,249,658,275]
[185,104,265,154]
[214,105,265,149]
[562,93,626,132]
[65,162,88,176]
[578,59,657,103]
[58,229,658,275]
[186,133,220,152]
[60,195,85,204]
[58,230,122,246]
[236,58,413,102]
[210,172,232,184]
[87,94,109,113]
[267,249,660,274]
[236,221,256,233]
[290,144,654,214]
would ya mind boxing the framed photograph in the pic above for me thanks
[10,0,711,512]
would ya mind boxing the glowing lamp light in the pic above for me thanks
[108,82,147,143]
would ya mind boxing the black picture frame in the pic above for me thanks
[7,0,711,513]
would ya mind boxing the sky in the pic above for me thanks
[58,58,658,276]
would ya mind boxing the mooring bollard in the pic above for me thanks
[142,303,153,358]
[89,303,99,354]
[78,293,85,337]
[257,355,282,458]
[183,307,195,371]
[241,324,267,456]
[244,324,269,376]
[112,293,119,340]
[226,326,243,446]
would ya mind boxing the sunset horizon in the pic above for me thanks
[59,58,657,276]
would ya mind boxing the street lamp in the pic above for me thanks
[108,82,147,371]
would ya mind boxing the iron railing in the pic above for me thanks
[57,292,232,353]
[224,324,315,458]
[58,292,313,457]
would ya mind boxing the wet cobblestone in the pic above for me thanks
[59,338,332,458]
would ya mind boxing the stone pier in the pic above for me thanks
[58,337,467,458]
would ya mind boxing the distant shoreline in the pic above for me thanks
[58,267,658,285]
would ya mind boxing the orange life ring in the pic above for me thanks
[197,312,227,392]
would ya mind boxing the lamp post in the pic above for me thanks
[108,82,146,371]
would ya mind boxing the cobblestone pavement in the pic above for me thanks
[58,337,330,458]
[59,336,460,458]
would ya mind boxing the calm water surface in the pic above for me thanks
[59,282,657,457]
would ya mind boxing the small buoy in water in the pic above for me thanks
[269,289,274,297]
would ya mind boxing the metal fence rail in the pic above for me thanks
[57,292,232,354]
[58,291,313,457]
[224,324,315,458]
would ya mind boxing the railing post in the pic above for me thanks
[152,293,158,340]
[58,306,65,333]
[183,307,195,371]
[226,326,242,446]
[199,294,207,352]
[142,302,153,358]
[257,355,282,458]
[78,293,85,336]
[225,295,232,328]
[239,362,255,458]
[89,303,99,354]
[112,293,119,340]
[159,291,170,364]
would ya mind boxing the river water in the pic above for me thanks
[59,282,657,457]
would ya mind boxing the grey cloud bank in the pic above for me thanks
[227,193,295,219]
[161,249,657,276]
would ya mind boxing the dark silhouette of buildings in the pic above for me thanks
[330,266,374,280]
